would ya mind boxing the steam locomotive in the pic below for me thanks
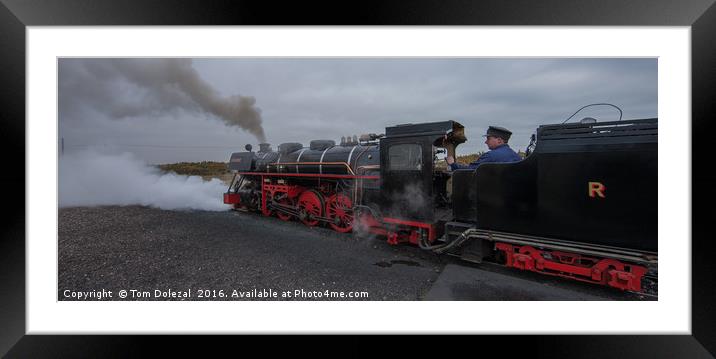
[224,118,658,294]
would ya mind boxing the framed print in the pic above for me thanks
[1,0,714,357]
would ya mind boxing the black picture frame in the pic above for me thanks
[1,0,714,357]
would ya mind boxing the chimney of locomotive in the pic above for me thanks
[259,143,272,153]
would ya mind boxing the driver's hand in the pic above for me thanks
[446,155,455,165]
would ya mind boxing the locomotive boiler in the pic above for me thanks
[224,117,658,294]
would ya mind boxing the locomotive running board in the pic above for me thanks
[464,229,657,266]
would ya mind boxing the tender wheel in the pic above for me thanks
[275,197,295,221]
[325,193,354,233]
[297,190,324,227]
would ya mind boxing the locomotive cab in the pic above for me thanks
[222,116,658,294]
[379,121,466,236]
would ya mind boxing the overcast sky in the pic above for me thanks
[58,58,657,164]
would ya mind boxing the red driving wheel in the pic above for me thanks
[325,193,354,233]
[297,190,324,227]
[275,197,295,221]
[262,192,274,217]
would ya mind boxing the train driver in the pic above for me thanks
[446,126,522,170]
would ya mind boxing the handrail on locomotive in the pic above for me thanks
[224,116,657,295]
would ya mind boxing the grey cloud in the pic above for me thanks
[59,58,266,142]
[60,58,657,162]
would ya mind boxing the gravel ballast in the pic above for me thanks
[58,206,647,301]
[59,205,447,301]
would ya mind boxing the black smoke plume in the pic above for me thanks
[59,58,266,142]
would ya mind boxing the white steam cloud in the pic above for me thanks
[59,151,230,211]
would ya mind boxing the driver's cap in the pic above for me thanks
[484,126,512,141]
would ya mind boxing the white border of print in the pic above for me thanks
[27,27,689,334]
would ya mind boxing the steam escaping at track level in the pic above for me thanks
[59,151,231,211]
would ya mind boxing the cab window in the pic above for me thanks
[389,144,422,171]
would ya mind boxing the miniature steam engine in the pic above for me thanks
[224,118,658,294]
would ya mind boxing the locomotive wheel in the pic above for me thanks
[275,197,295,222]
[325,193,354,233]
[297,190,324,227]
[262,193,274,217]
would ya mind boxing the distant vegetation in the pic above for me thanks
[455,150,527,164]
[456,153,482,164]
[157,161,230,177]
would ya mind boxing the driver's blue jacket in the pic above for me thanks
[449,144,521,171]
